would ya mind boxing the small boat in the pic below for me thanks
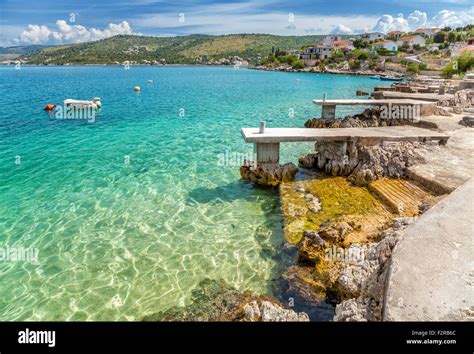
[370,75,380,80]
[147,80,153,84]
[380,76,404,82]
[64,97,101,109]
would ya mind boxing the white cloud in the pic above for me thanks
[16,20,135,45]
[373,14,410,33]
[372,8,473,33]
[407,10,428,29]
[431,8,474,28]
[330,25,353,35]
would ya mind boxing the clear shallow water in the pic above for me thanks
[0,66,386,320]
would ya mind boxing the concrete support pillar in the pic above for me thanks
[255,143,280,164]
[321,104,336,119]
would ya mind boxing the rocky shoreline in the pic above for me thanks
[149,81,472,322]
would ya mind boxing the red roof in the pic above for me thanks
[388,30,401,35]
[399,35,423,41]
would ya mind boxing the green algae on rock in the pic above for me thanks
[280,177,393,244]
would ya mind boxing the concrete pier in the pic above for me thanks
[241,126,449,164]
[312,98,436,119]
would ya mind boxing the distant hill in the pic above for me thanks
[0,45,55,60]
[19,34,327,65]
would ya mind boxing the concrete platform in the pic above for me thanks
[383,179,474,321]
[372,91,454,102]
[407,114,474,194]
[241,127,449,144]
[312,98,435,106]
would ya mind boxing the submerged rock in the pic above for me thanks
[142,278,308,322]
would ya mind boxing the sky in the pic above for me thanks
[0,0,473,46]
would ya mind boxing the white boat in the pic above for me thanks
[64,97,101,109]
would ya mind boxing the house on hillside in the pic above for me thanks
[285,50,301,59]
[415,28,439,37]
[387,30,403,39]
[300,46,333,64]
[397,35,426,48]
[333,40,354,51]
[451,45,474,58]
[321,35,342,47]
[358,32,386,41]
[371,40,398,52]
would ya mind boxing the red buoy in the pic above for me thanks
[44,104,56,111]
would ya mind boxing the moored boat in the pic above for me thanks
[64,97,101,109]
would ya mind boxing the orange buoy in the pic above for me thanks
[44,104,56,111]
[134,86,141,92]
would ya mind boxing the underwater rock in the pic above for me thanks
[282,266,327,307]
[142,278,308,322]
[240,161,298,186]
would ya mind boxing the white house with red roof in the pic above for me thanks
[415,28,439,37]
[371,40,398,52]
[397,35,426,48]
[387,30,403,39]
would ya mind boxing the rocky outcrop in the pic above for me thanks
[333,217,416,321]
[438,89,473,110]
[240,161,298,186]
[304,108,409,129]
[299,140,424,186]
[242,300,309,322]
[142,278,308,322]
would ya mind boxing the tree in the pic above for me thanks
[353,38,368,49]
[447,32,457,43]
[433,32,446,44]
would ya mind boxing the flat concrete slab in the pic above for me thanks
[383,179,474,321]
[407,114,474,194]
[241,127,449,144]
[312,98,434,106]
[373,91,454,102]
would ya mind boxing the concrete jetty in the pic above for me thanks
[241,126,449,164]
[312,98,436,119]
[371,91,454,102]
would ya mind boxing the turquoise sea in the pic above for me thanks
[0,66,386,320]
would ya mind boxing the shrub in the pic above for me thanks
[292,60,305,69]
